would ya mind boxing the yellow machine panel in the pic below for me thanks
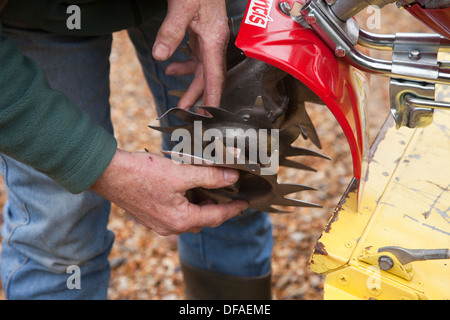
[309,108,450,300]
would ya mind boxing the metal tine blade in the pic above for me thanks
[267,206,292,213]
[158,107,211,122]
[248,95,275,128]
[293,106,322,149]
[278,183,316,195]
[282,101,322,149]
[148,124,190,134]
[284,146,330,160]
[273,197,322,208]
[161,150,216,165]
[253,205,292,213]
[198,106,244,122]
[280,158,317,172]
[161,150,261,174]
[280,124,308,144]
[250,95,266,118]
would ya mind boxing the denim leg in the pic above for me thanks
[127,0,273,278]
[0,25,114,299]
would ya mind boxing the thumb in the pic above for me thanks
[152,0,197,61]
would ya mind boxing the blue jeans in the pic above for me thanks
[0,1,272,300]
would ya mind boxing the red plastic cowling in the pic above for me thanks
[236,0,369,182]
[406,3,450,39]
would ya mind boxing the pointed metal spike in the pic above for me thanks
[248,95,268,122]
[278,183,316,195]
[280,124,308,144]
[280,158,317,172]
[305,126,322,149]
[254,95,264,108]
[168,90,187,99]
[291,105,322,149]
[284,146,330,160]
[148,125,186,134]
[281,101,322,149]
[252,205,292,213]
[267,206,292,213]
[273,197,322,208]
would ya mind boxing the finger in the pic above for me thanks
[166,59,198,76]
[187,199,249,229]
[195,16,229,107]
[152,0,197,61]
[200,43,227,107]
[177,65,205,109]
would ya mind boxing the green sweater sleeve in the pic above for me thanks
[0,24,117,193]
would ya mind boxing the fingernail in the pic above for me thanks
[153,43,170,61]
[224,169,239,183]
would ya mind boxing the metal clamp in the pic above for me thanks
[390,78,436,128]
[359,246,450,281]
[379,246,450,264]
[296,0,450,84]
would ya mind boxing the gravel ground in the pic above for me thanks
[0,4,431,300]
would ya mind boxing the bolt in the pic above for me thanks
[378,255,394,271]
[335,46,347,58]
[396,1,406,9]
[278,2,292,16]
[304,14,317,25]
[326,0,336,5]
[409,50,421,61]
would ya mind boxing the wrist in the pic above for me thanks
[90,148,129,196]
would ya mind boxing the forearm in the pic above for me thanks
[0,24,117,193]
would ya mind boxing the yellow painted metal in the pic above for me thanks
[309,100,450,299]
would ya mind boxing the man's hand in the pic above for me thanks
[152,0,230,109]
[91,149,248,236]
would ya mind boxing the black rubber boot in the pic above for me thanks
[180,261,272,300]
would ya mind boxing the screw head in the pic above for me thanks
[278,2,292,15]
[409,50,421,61]
[304,14,317,25]
[335,46,347,58]
[378,255,394,271]
[368,285,382,296]
[337,274,350,286]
